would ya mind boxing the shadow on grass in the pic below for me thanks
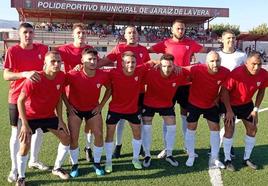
[25,144,268,185]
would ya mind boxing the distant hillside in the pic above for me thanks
[0,19,19,29]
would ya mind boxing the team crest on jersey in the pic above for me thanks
[134,76,139,81]
[172,82,176,87]
[257,82,261,87]
[38,54,42,60]
[139,53,143,58]
[97,83,101,88]
[186,45,190,50]
[217,80,221,85]
[56,84,61,90]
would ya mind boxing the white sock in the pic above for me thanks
[105,142,114,163]
[132,138,142,160]
[115,119,125,146]
[244,135,256,160]
[93,145,103,163]
[223,137,233,161]
[162,121,167,148]
[85,132,94,149]
[142,124,152,157]
[166,125,177,157]
[69,147,79,165]
[54,143,70,169]
[17,154,29,179]
[185,129,196,158]
[10,126,19,172]
[181,115,187,147]
[219,127,225,146]
[210,131,220,159]
[29,128,43,163]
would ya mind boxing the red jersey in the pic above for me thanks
[21,71,65,120]
[4,43,48,104]
[187,64,230,109]
[151,38,202,67]
[222,65,268,106]
[107,43,151,69]
[108,65,148,114]
[57,44,94,72]
[65,69,109,111]
[143,68,189,108]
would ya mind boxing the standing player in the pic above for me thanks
[217,30,247,158]
[184,51,229,168]
[16,51,70,186]
[148,19,204,157]
[104,51,153,173]
[141,54,189,167]
[63,48,111,177]
[221,51,268,171]
[3,22,49,183]
[57,23,95,162]
[98,25,150,158]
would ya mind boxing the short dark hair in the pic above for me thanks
[82,48,98,56]
[160,54,174,62]
[122,51,136,60]
[19,22,34,30]
[172,19,185,26]
[73,23,86,30]
[247,51,262,61]
[222,30,235,37]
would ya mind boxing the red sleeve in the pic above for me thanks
[21,79,34,98]
[3,47,15,70]
[191,40,203,53]
[261,73,268,88]
[222,75,236,91]
[142,49,151,63]
[106,46,118,62]
[151,40,166,54]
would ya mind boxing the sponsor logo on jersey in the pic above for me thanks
[134,76,139,81]
[257,82,261,87]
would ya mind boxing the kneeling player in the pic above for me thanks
[142,54,189,167]
[16,51,70,186]
[63,48,111,176]
[185,51,229,168]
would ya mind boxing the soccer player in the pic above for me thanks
[141,54,189,167]
[57,23,95,162]
[63,48,111,177]
[184,51,229,168]
[221,51,268,171]
[104,51,153,173]
[217,30,247,158]
[148,19,204,157]
[3,22,49,183]
[16,51,70,186]
[98,25,150,158]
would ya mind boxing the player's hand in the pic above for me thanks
[73,64,82,71]
[58,120,70,135]
[248,111,258,126]
[224,110,235,127]
[19,124,32,143]
[92,104,102,115]
[67,105,77,116]
[22,71,40,82]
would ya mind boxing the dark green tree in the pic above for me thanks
[210,23,240,36]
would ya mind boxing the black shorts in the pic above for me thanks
[9,104,19,126]
[138,93,144,110]
[219,101,254,122]
[106,111,141,125]
[141,105,175,117]
[67,109,96,121]
[172,85,190,109]
[27,117,59,134]
[187,103,220,123]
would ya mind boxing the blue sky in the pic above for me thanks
[0,0,267,31]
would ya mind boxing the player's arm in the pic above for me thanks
[220,87,234,126]
[3,69,40,82]
[92,85,112,115]
[62,93,77,116]
[56,97,69,135]
[17,91,32,143]
[249,88,266,125]
[97,57,113,68]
